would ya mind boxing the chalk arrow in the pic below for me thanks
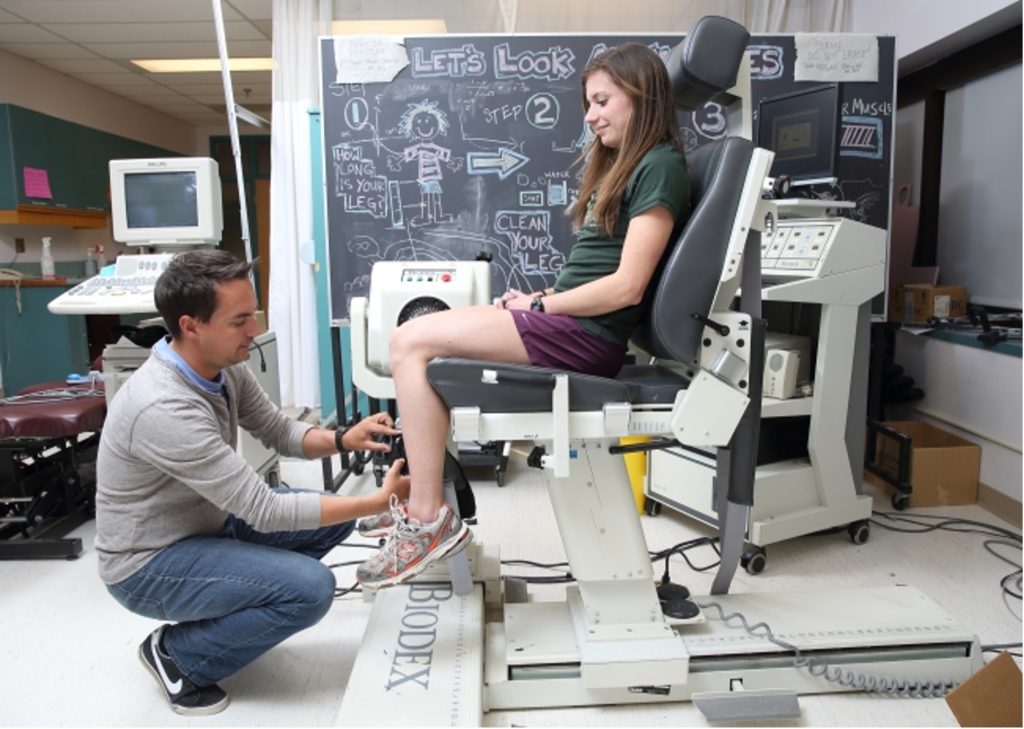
[466,148,528,180]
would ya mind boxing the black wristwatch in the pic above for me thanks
[530,295,546,313]
[334,425,352,452]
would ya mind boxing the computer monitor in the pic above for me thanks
[109,157,223,247]
[757,84,840,184]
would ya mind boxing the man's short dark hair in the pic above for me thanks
[154,249,255,339]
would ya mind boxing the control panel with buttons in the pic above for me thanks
[47,253,176,314]
[400,268,457,284]
[761,221,839,278]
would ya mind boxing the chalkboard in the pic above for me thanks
[319,33,895,321]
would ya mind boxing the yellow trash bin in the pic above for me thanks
[619,436,651,514]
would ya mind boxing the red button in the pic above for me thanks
[441,273,452,282]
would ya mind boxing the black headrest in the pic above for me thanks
[668,16,751,110]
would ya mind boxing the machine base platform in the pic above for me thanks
[339,582,980,726]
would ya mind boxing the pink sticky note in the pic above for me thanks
[23,167,53,199]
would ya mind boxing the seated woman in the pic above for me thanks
[356,42,691,589]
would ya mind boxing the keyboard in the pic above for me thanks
[47,254,174,315]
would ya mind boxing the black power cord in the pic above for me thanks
[870,510,1022,606]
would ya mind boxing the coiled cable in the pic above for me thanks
[698,600,960,698]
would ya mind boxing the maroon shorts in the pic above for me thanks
[509,309,625,378]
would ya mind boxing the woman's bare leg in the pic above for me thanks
[388,305,529,523]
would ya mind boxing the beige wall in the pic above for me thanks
[0,46,198,155]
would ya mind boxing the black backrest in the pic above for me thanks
[631,137,754,362]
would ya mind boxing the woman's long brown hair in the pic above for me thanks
[571,43,684,234]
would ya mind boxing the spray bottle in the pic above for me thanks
[40,237,55,279]
[84,246,98,277]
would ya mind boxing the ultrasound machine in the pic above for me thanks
[46,157,281,486]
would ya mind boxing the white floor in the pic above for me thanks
[1,451,1020,727]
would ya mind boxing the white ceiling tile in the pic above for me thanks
[250,19,271,38]
[219,70,270,84]
[39,57,132,73]
[0,0,279,128]
[44,20,267,44]
[225,0,272,21]
[0,1,242,24]
[0,22,63,42]
[71,72,167,87]
[0,42,102,59]
[146,70,269,85]
[83,39,271,59]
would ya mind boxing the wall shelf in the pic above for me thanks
[0,204,107,228]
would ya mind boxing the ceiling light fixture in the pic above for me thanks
[131,58,273,73]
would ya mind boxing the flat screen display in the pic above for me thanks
[757,84,839,181]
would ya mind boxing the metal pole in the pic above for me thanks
[211,0,255,270]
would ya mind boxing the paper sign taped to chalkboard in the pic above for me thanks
[794,33,878,82]
[333,36,409,84]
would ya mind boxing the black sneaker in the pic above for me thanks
[138,626,230,716]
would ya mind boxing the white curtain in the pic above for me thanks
[269,0,332,408]
[475,0,849,34]
[757,0,849,32]
[721,0,850,33]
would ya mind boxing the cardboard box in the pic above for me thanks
[945,651,1022,727]
[892,284,968,324]
[866,420,980,507]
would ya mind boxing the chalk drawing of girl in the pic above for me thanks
[393,99,462,227]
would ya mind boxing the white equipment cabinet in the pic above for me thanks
[646,206,885,572]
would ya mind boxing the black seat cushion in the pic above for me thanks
[428,358,687,414]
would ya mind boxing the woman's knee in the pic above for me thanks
[389,320,431,372]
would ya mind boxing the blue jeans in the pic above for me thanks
[107,501,354,687]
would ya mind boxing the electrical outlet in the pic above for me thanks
[14,237,25,253]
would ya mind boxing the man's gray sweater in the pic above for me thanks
[95,349,321,584]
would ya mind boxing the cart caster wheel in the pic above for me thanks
[741,546,767,575]
[496,468,505,488]
[351,461,364,476]
[643,497,662,517]
[848,520,870,545]
[892,492,910,511]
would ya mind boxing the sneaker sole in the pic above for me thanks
[137,641,230,716]
[359,525,473,590]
